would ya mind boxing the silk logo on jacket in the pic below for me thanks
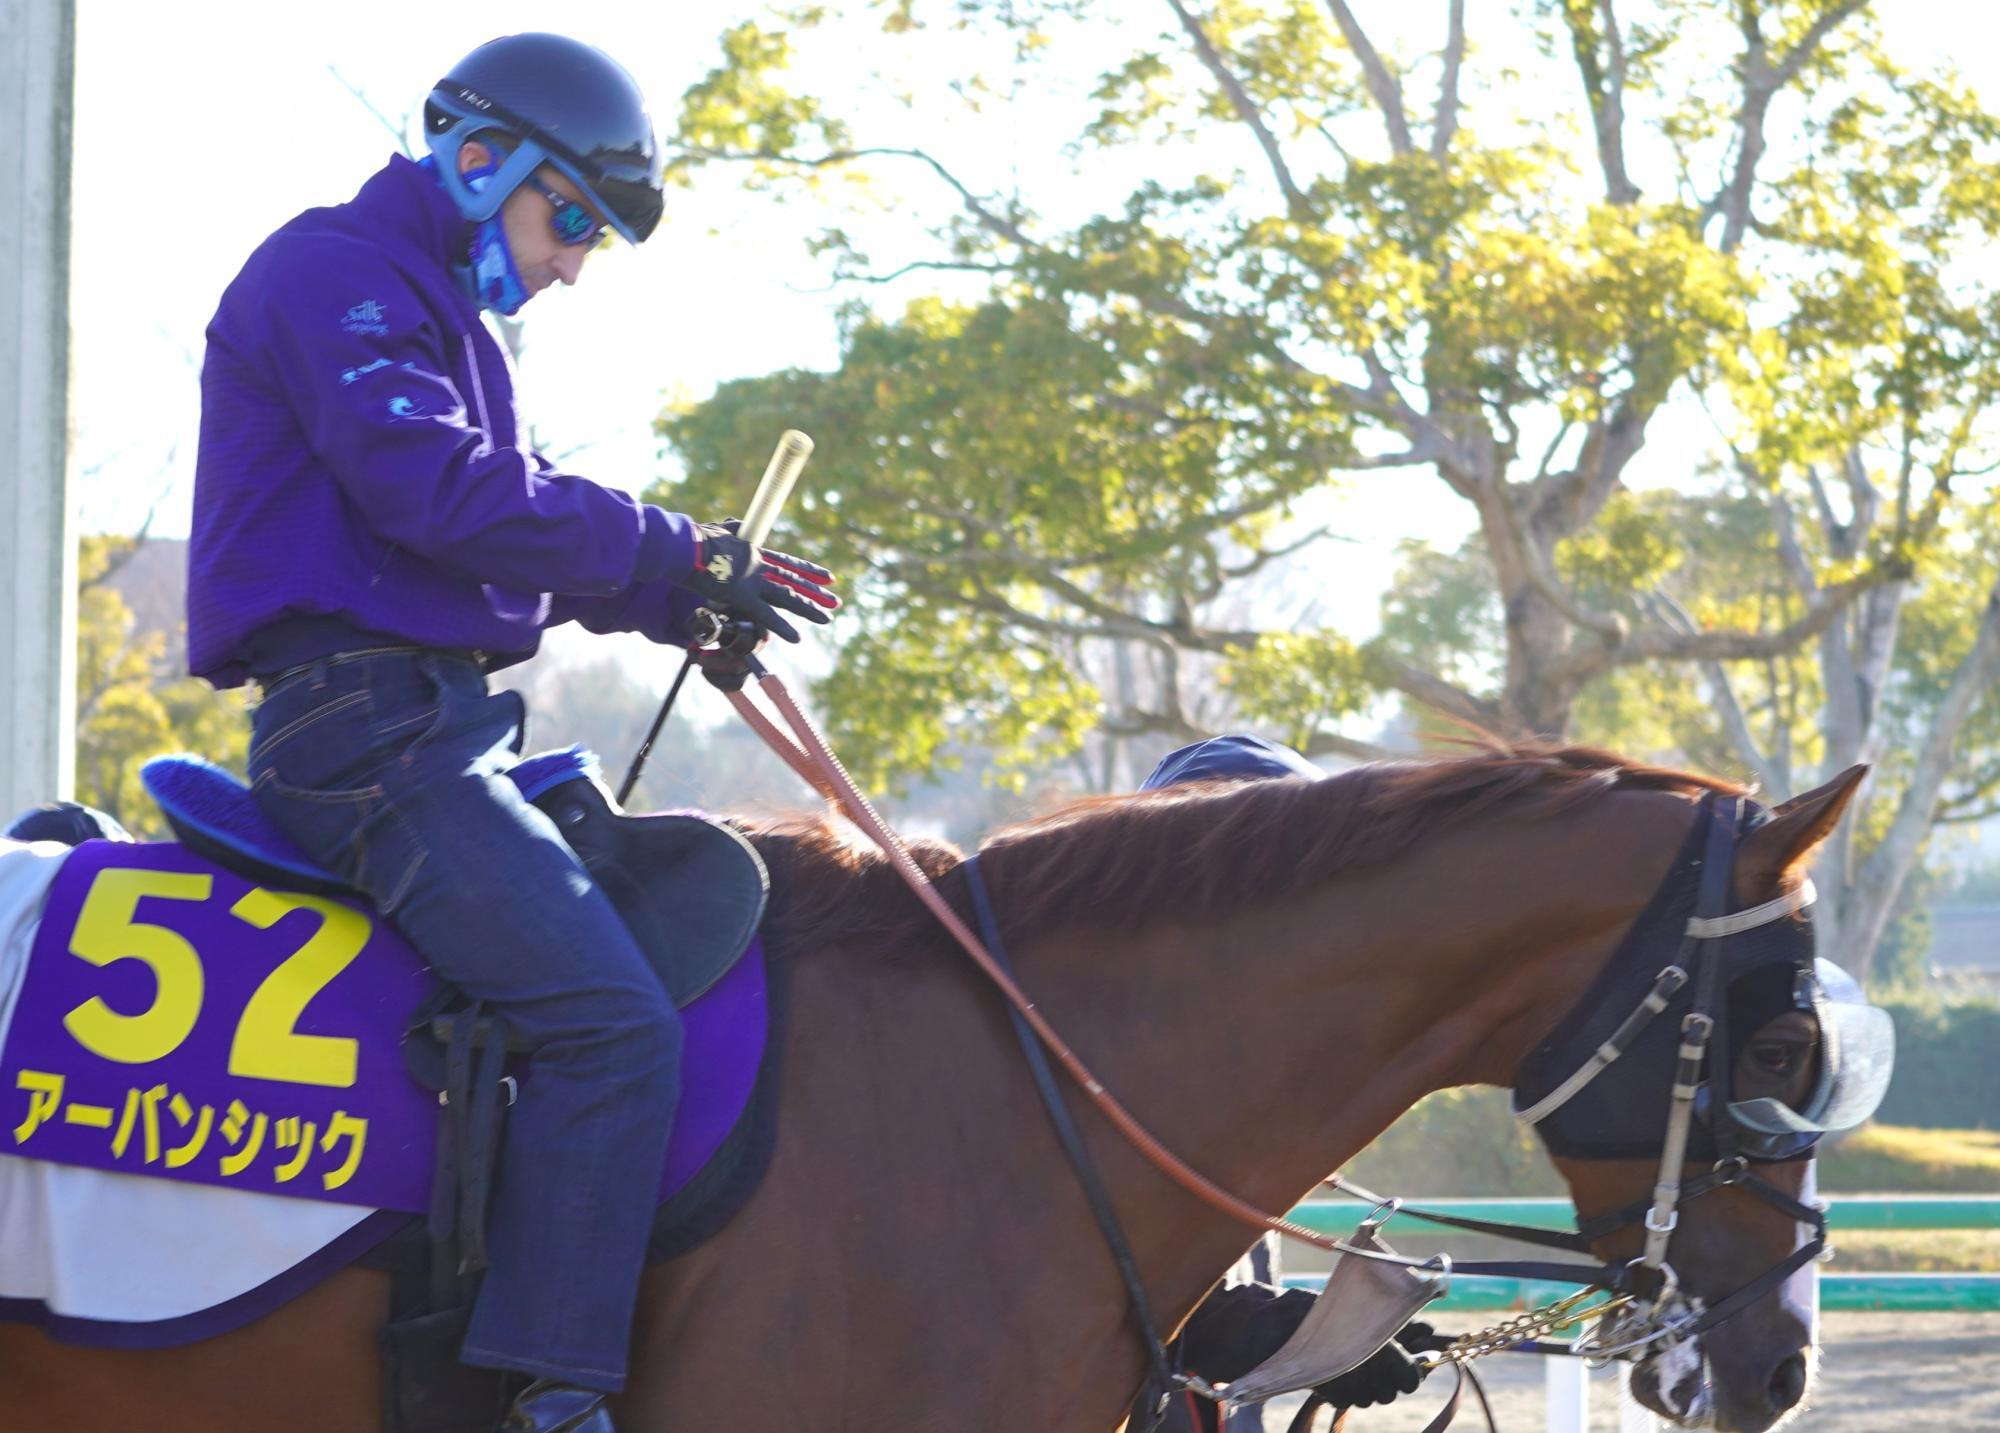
[340,300,389,336]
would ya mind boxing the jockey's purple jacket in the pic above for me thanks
[190,154,701,688]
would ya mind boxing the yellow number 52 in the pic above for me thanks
[63,868,364,1088]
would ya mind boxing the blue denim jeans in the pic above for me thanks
[248,649,680,1391]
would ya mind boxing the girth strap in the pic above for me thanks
[420,998,515,1311]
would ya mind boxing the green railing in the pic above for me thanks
[1283,1195,2000,1311]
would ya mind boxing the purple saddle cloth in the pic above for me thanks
[0,752,769,1215]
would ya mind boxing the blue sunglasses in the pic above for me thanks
[524,175,605,247]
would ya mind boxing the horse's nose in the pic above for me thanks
[1767,1351,1809,1413]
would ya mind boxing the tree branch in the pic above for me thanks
[1708,0,1867,252]
[1220,527,1355,586]
[1304,732,1399,763]
[328,67,414,157]
[1839,443,1877,554]
[1166,0,1309,211]
[1770,0,1868,90]
[1324,0,1416,155]
[1939,803,2000,826]
[1098,707,1205,743]
[1618,566,1889,665]
[1379,657,1502,729]
[1765,484,1819,597]
[1848,575,2000,977]
[675,143,1046,256]
[811,258,1016,289]
[1647,590,1786,795]
[1563,0,1640,204]
[1528,403,1648,530]
[1432,0,1466,161]
[1483,481,1628,640]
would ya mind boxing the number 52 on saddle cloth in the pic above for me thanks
[0,748,773,1234]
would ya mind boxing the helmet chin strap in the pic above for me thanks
[464,215,529,316]
[423,155,532,316]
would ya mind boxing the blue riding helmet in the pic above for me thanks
[5,801,134,847]
[424,32,664,245]
[1141,734,1322,790]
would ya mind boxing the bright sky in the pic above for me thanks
[67,0,1987,672]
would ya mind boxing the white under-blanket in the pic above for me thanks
[0,839,376,1328]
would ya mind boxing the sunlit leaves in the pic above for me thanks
[1219,631,1378,754]
[659,0,1997,798]
[74,538,247,837]
[668,21,852,188]
[813,614,1101,794]
[656,289,1360,775]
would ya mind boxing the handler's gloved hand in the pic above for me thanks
[683,520,838,644]
[687,616,763,694]
[1306,1322,1432,1409]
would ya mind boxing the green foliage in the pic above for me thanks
[1817,1124,2000,1195]
[1870,994,2000,1131]
[667,20,851,189]
[657,291,1352,774]
[1347,1091,1999,1199]
[1344,1087,1564,1197]
[658,0,2000,838]
[815,615,1101,794]
[1376,540,1502,692]
[1553,491,1684,603]
[74,537,247,838]
[1220,632,1378,755]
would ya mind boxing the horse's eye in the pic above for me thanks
[1749,1041,1801,1075]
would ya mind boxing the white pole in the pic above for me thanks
[0,0,79,816]
[1546,1356,1589,1433]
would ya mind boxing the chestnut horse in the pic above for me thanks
[0,744,1862,1433]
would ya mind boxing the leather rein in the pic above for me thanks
[716,662,1825,1414]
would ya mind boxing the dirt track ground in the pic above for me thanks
[1250,1312,1999,1432]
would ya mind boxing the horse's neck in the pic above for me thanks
[1009,788,1699,1325]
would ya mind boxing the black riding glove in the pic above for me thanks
[682,520,838,644]
[1305,1321,1432,1408]
[687,616,763,693]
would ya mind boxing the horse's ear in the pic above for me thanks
[1734,765,1868,901]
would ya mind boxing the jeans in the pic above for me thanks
[248,649,680,1391]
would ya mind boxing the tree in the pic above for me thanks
[657,1,2000,974]
[73,536,248,838]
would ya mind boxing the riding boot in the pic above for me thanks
[500,1380,615,1433]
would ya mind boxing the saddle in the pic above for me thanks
[140,747,769,1180]
[140,748,768,1013]
[135,750,777,1433]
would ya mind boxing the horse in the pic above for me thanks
[0,741,1866,1433]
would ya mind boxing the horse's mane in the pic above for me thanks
[739,741,1743,958]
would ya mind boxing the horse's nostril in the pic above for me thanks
[1768,1352,1809,1412]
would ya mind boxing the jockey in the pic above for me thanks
[187,32,837,1433]
[1138,736,1432,1431]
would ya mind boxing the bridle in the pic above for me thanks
[1509,794,1830,1356]
[711,668,1830,1416]
[1323,795,1832,1375]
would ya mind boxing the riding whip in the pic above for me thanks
[617,430,815,806]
